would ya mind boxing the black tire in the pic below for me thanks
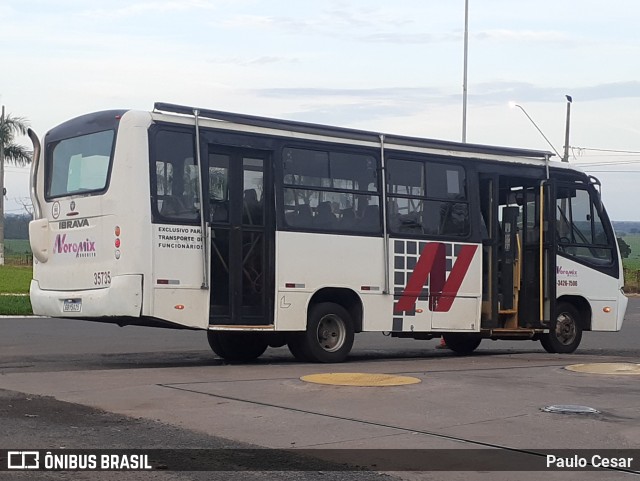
[287,302,355,363]
[286,332,313,362]
[540,302,583,354]
[442,333,482,355]
[207,331,268,362]
[267,333,287,348]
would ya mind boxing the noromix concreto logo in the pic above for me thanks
[54,234,97,258]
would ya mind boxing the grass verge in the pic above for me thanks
[0,295,32,316]
[0,265,33,315]
[0,265,32,294]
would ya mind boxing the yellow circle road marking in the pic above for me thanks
[300,373,421,387]
[565,363,640,375]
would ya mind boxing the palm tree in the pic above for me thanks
[1,112,32,166]
[1,107,32,265]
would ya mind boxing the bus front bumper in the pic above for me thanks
[30,275,143,318]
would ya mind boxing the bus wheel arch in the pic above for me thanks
[287,288,361,363]
[540,297,590,354]
[557,295,592,331]
[307,287,363,333]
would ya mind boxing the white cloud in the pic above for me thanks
[360,32,444,45]
[475,29,575,45]
[77,0,222,19]
[221,14,313,32]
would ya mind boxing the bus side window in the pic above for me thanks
[359,205,379,230]
[243,188,262,225]
[295,204,313,228]
[160,196,186,216]
[211,201,228,222]
[339,208,356,228]
[152,130,199,223]
[281,147,381,234]
[440,202,469,236]
[315,201,336,229]
[209,154,230,223]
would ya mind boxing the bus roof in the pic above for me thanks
[153,102,554,162]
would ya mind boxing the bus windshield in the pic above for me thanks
[47,130,114,198]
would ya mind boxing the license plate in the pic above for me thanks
[63,299,82,313]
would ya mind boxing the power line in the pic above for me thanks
[571,153,640,158]
[571,146,640,155]
[583,171,640,174]
[573,159,640,167]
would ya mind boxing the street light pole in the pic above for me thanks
[462,0,469,143]
[563,95,572,162]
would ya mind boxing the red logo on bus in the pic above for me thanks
[394,243,477,313]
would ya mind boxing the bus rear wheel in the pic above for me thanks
[442,333,482,355]
[287,302,355,363]
[540,302,583,354]
[207,331,268,362]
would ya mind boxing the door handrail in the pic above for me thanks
[194,109,210,289]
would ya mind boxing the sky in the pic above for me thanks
[2,0,640,219]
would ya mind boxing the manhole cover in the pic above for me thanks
[565,363,640,375]
[300,373,421,387]
[542,405,600,414]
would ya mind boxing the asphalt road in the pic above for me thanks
[0,388,399,481]
[1,298,638,373]
[0,317,405,481]
[0,298,638,480]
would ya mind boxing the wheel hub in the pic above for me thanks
[317,315,345,352]
[556,313,576,345]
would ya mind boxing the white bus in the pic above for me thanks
[28,103,628,363]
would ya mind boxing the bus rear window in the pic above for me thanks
[47,130,114,198]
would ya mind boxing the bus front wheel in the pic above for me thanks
[540,302,583,354]
[207,331,268,362]
[287,302,355,363]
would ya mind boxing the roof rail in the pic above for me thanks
[153,102,553,161]
[154,101,379,142]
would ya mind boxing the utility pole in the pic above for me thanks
[563,95,572,162]
[0,105,5,266]
[462,0,469,143]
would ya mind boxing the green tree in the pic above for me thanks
[4,214,30,240]
[617,237,631,259]
[1,108,32,265]
[1,113,31,166]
